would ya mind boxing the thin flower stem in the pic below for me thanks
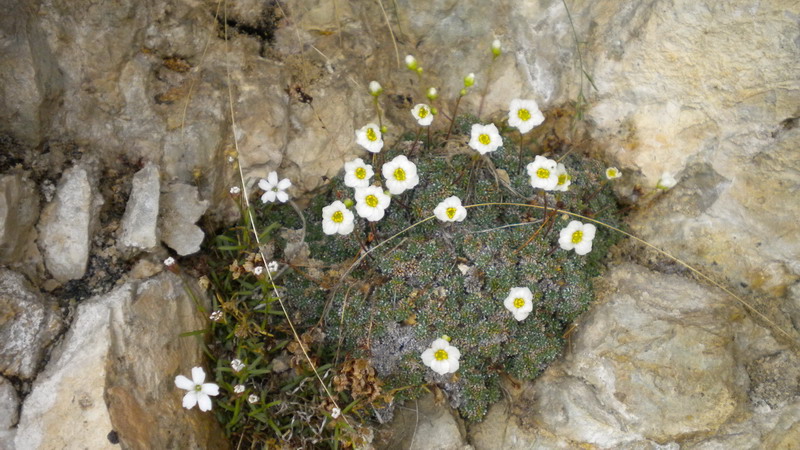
[373,97,383,130]
[477,58,496,119]
[444,94,463,144]
[410,126,423,155]
[426,126,431,151]
[517,131,524,174]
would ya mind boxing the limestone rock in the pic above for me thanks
[37,165,102,282]
[0,173,39,265]
[15,272,227,450]
[377,393,471,450]
[118,164,160,250]
[0,268,64,380]
[0,376,19,447]
[159,182,208,256]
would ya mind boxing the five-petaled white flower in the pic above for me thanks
[175,367,219,412]
[554,163,571,192]
[331,407,341,419]
[343,158,374,188]
[164,257,176,267]
[605,167,622,180]
[558,220,597,255]
[434,196,467,222]
[267,261,279,273]
[229,186,241,195]
[503,287,534,321]
[411,104,434,127]
[468,123,502,155]
[231,359,245,373]
[233,384,245,394]
[248,394,259,404]
[508,99,545,134]
[382,155,419,195]
[322,201,355,236]
[354,186,391,222]
[258,171,292,203]
[421,338,461,375]
[527,155,559,191]
[657,172,677,190]
[209,310,223,322]
[253,266,264,276]
[355,123,384,154]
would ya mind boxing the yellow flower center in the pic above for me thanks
[366,128,378,142]
[418,107,428,118]
[558,174,568,185]
[332,211,344,223]
[537,168,550,179]
[355,167,367,179]
[571,230,583,244]
[365,195,379,208]
[394,167,406,181]
[478,134,491,145]
[607,168,617,177]
[446,207,457,219]
[517,108,531,121]
[194,385,202,392]
[434,349,448,361]
[513,297,525,309]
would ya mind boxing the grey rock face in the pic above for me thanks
[0,376,18,448]
[118,164,160,251]
[37,165,102,282]
[0,173,39,265]
[0,268,64,380]
[15,272,228,450]
[159,182,208,256]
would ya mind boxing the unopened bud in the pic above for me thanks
[405,55,418,71]
[369,80,383,96]
[426,87,438,101]
[463,73,475,88]
[491,39,502,57]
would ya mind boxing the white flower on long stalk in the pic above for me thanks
[468,123,502,155]
[355,123,384,153]
[354,186,391,222]
[382,155,419,195]
[258,171,292,203]
[508,99,545,134]
[553,163,571,192]
[322,201,355,235]
[421,338,461,375]
[527,155,559,191]
[657,172,677,190]
[433,196,467,222]
[503,287,533,321]
[605,167,622,180]
[411,104,434,126]
[343,158,374,188]
[558,220,597,255]
[174,367,219,412]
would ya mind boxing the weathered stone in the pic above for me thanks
[159,182,208,256]
[377,393,471,450]
[0,269,64,380]
[118,164,160,250]
[0,173,39,265]
[0,376,19,444]
[15,272,227,450]
[37,165,102,282]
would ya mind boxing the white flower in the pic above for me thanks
[331,407,341,419]
[230,186,241,195]
[503,287,533,321]
[227,156,235,163]
[233,384,245,394]
[267,261,279,273]
[405,55,418,70]
[492,39,502,56]
[164,257,176,267]
[657,172,677,190]
[468,123,502,155]
[369,81,382,96]
[343,158,374,188]
[354,186,391,221]
[558,220,597,255]
[248,394,259,404]
[605,167,622,180]
[175,367,219,412]
[322,201,355,235]
[254,266,264,276]
[434,196,467,222]
[209,310,223,322]
[231,359,246,373]
[527,155,559,191]
[355,123,384,154]
[411,104,434,126]
[464,73,475,87]
[382,155,419,195]
[508,99,545,134]
[553,163,571,192]
[421,338,460,375]
[258,171,292,203]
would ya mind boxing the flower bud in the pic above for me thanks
[368,80,382,97]
[343,198,355,208]
[491,39,502,57]
[426,87,438,101]
[442,334,451,342]
[459,88,467,96]
[431,107,438,115]
[380,125,388,134]
[405,55,418,71]
[463,73,475,88]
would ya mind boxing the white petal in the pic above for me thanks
[191,367,206,385]
[432,359,449,375]
[182,392,198,409]
[421,349,435,366]
[175,375,194,391]
[261,191,277,203]
[575,241,593,255]
[448,359,459,373]
[431,338,449,350]
[277,178,292,190]
[447,346,460,361]
[267,171,278,185]
[583,223,597,241]
[258,179,272,191]
[276,191,289,203]
[338,221,354,235]
[323,220,337,235]
[197,393,213,412]
[202,382,220,396]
